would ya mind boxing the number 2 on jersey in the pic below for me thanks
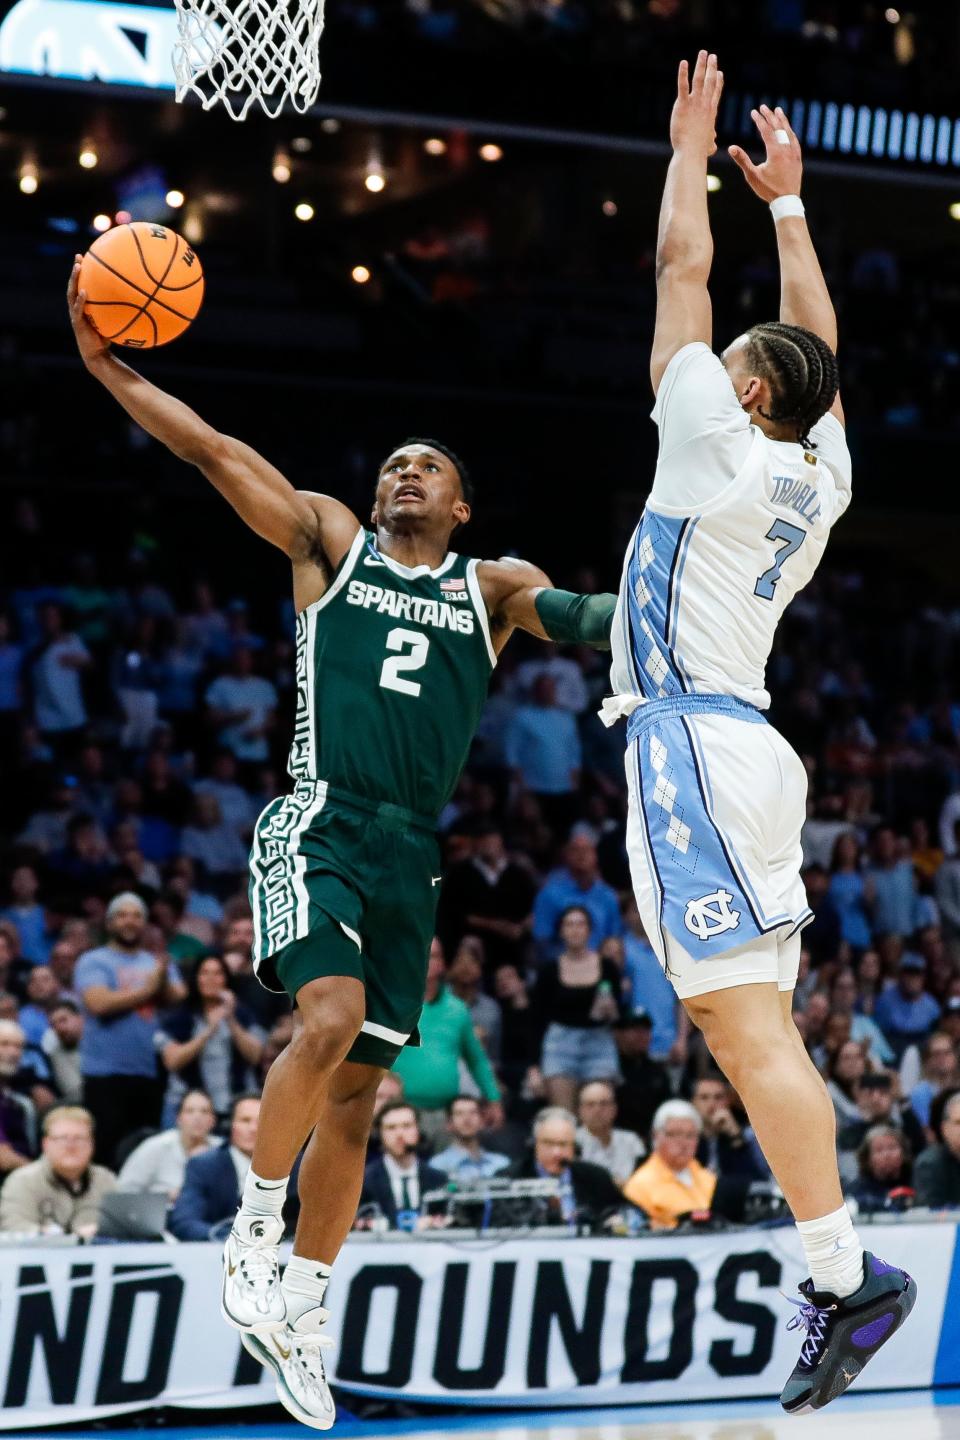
[754,519,806,601]
[380,627,429,697]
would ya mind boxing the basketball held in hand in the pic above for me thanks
[78,222,204,348]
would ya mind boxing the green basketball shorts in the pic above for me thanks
[248,780,441,1068]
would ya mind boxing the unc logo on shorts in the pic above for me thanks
[684,889,741,942]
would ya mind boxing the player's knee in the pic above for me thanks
[295,1007,361,1071]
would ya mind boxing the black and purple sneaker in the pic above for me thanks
[780,1252,917,1414]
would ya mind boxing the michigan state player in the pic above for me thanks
[68,263,615,1428]
[606,54,915,1413]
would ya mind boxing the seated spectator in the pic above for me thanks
[436,823,535,973]
[181,795,248,894]
[357,1103,447,1230]
[75,891,186,1166]
[505,674,581,834]
[800,863,843,968]
[48,938,80,997]
[204,644,277,768]
[506,1106,625,1226]
[691,1076,767,1180]
[0,1025,37,1175]
[158,954,265,1122]
[170,1093,296,1239]
[913,1089,960,1207]
[48,816,112,902]
[846,1125,913,1213]
[446,938,502,1062]
[193,751,256,836]
[620,897,678,1059]
[220,912,290,1028]
[909,1031,960,1130]
[1,864,49,964]
[827,834,873,952]
[825,1038,870,1146]
[532,835,621,957]
[829,966,894,1067]
[612,1010,673,1143]
[150,891,207,969]
[0,1017,55,1114]
[865,825,919,940]
[873,953,942,1062]
[622,1100,717,1230]
[576,1079,645,1184]
[493,964,537,1094]
[531,905,622,1110]
[0,1105,114,1236]
[117,1089,218,1200]
[41,999,84,1103]
[18,965,62,1047]
[393,940,502,1147]
[431,1096,510,1179]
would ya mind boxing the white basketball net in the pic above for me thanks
[173,0,326,121]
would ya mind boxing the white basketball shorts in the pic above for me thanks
[623,694,811,1000]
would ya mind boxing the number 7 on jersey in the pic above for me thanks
[754,519,806,601]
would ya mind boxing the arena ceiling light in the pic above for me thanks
[18,160,37,193]
[272,149,292,183]
[165,188,185,208]
[602,199,618,217]
[479,143,503,163]
[294,201,314,221]
[949,202,960,220]
[351,265,371,284]
[92,212,112,231]
[364,169,386,193]
[78,144,98,168]
[706,174,722,192]
[424,137,446,156]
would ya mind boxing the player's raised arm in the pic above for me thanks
[479,559,616,654]
[650,52,724,395]
[67,259,358,569]
[729,105,843,424]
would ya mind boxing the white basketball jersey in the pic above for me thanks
[608,342,852,716]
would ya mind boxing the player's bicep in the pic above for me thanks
[204,433,320,558]
[482,559,553,645]
[650,267,712,396]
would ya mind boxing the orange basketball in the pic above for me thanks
[78,222,204,348]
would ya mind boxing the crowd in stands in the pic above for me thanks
[2,523,960,1243]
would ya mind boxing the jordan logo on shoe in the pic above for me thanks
[831,1238,849,1254]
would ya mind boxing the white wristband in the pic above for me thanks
[770,194,805,222]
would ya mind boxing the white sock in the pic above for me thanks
[796,1204,865,1298]
[240,1168,289,1220]
[282,1253,332,1327]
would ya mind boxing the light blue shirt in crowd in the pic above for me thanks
[0,904,49,963]
[431,1145,510,1180]
[75,946,182,1079]
[622,933,678,1056]
[533,870,622,953]
[865,861,918,938]
[505,704,582,794]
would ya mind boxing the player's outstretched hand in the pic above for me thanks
[670,50,724,157]
[729,104,803,203]
[67,256,111,367]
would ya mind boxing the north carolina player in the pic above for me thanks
[606,54,916,1411]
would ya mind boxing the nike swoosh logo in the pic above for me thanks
[274,1339,291,1360]
[364,556,385,567]
[431,876,442,886]
[255,1180,285,1190]
[227,1261,237,1275]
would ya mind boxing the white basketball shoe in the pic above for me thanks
[221,1212,286,1333]
[241,1306,336,1429]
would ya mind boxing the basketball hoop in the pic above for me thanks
[173,0,326,121]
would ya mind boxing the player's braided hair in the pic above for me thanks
[745,322,840,449]
[383,437,474,506]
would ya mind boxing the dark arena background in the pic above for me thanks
[2,3,960,1439]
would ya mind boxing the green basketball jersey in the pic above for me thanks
[288,527,496,818]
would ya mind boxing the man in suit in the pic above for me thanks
[170,1093,298,1240]
[357,1102,446,1230]
[506,1105,628,1227]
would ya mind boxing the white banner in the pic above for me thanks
[1,1222,958,1429]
